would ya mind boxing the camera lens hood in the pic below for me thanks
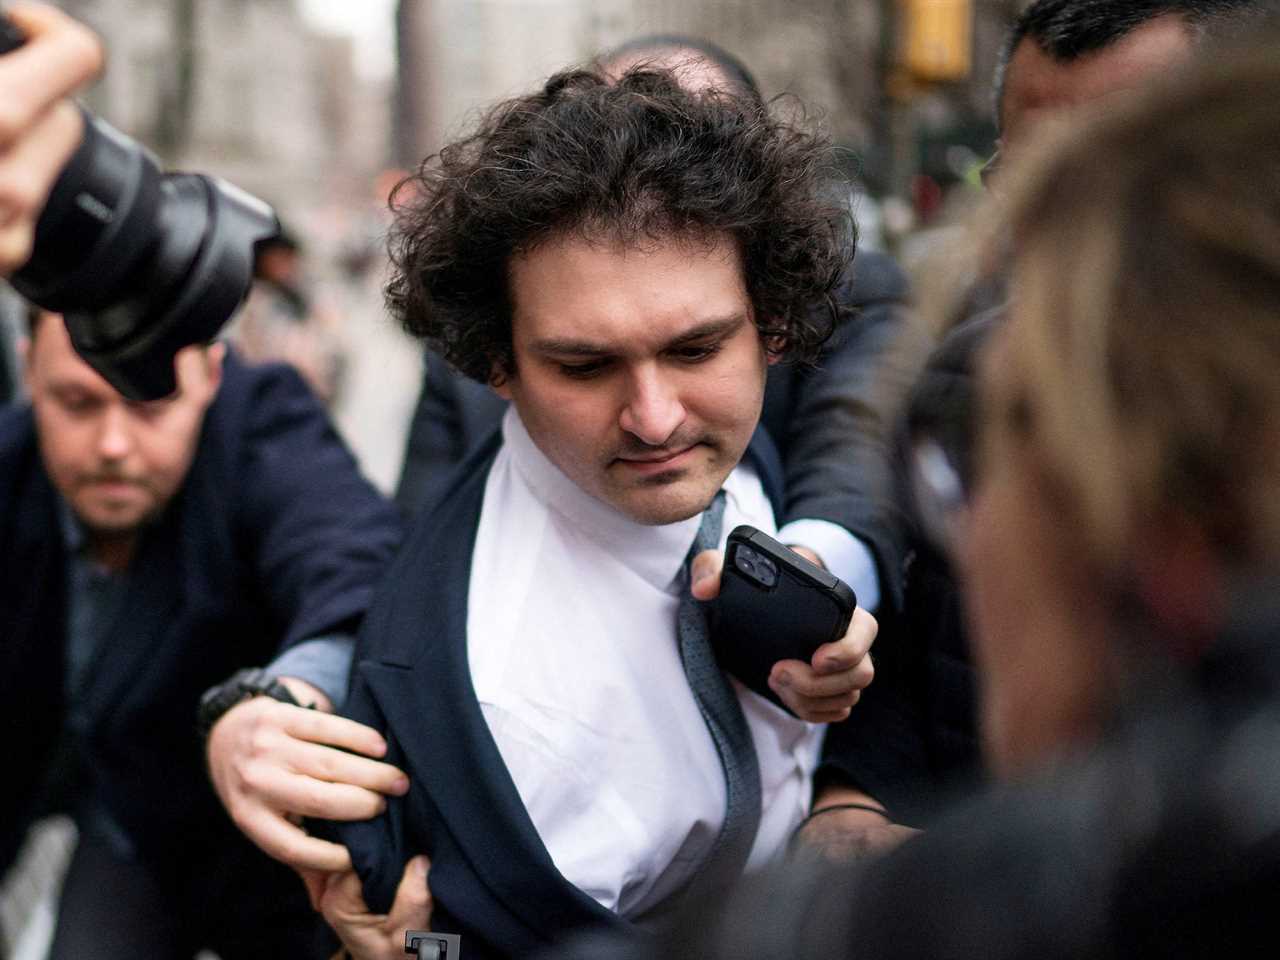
[62,172,277,399]
[10,112,278,398]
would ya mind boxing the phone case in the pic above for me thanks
[710,525,857,713]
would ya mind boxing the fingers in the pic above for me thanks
[319,867,375,924]
[769,670,862,723]
[772,660,870,699]
[0,4,103,144]
[297,867,331,912]
[0,4,101,275]
[766,607,878,722]
[386,856,433,933]
[283,706,392,759]
[206,698,408,870]
[244,809,353,873]
[780,606,876,718]
[238,758,393,822]
[317,860,431,960]
[812,607,878,674]
[290,738,410,798]
[0,99,80,268]
[690,548,723,601]
[217,706,408,820]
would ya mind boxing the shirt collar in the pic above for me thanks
[502,406,708,592]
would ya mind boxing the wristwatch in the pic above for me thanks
[196,667,301,739]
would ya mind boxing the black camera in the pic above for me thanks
[1,16,279,400]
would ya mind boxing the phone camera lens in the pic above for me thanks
[734,545,779,588]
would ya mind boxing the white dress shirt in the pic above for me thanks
[467,408,822,922]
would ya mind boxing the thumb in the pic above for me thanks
[690,549,723,601]
[296,868,327,912]
[387,855,433,932]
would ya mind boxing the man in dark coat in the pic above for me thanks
[206,37,914,894]
[0,310,401,958]
[304,67,879,960]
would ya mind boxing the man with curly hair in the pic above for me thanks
[305,68,879,960]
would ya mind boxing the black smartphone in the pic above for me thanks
[710,525,857,714]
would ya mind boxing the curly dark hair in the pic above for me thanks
[385,67,852,384]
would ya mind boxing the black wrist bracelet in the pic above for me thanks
[793,801,892,838]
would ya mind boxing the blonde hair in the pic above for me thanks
[989,43,1280,572]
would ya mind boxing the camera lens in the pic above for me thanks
[8,112,277,399]
[733,545,779,588]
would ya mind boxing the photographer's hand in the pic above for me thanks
[0,3,101,273]
[206,677,410,872]
[690,547,877,722]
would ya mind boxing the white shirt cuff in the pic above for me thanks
[777,518,881,613]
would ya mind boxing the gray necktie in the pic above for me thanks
[677,490,762,889]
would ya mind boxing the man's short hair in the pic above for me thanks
[993,0,1266,128]
[385,68,851,384]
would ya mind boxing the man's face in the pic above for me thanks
[25,313,223,537]
[497,232,768,525]
[1000,13,1194,155]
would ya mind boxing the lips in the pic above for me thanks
[615,445,697,474]
[83,478,147,498]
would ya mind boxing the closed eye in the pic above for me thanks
[557,358,612,380]
[670,342,724,364]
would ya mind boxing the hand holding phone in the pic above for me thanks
[710,525,859,715]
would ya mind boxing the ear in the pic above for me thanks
[489,363,512,400]
[763,334,785,365]
[1131,515,1224,659]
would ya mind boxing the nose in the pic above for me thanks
[96,405,134,462]
[618,365,686,447]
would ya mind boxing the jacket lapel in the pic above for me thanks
[360,433,621,937]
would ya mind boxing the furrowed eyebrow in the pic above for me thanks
[529,314,748,357]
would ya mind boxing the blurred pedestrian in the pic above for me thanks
[229,227,346,403]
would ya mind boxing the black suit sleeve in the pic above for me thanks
[776,250,927,615]
[817,314,993,825]
[229,361,403,650]
[321,663,410,915]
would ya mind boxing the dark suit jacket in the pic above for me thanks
[395,249,913,612]
[0,354,402,948]
[334,428,785,959]
[817,312,996,825]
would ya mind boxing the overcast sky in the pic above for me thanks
[298,0,397,80]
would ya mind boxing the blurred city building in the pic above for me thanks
[396,0,1022,197]
[50,0,392,246]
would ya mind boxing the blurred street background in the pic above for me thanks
[6,0,1009,493]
